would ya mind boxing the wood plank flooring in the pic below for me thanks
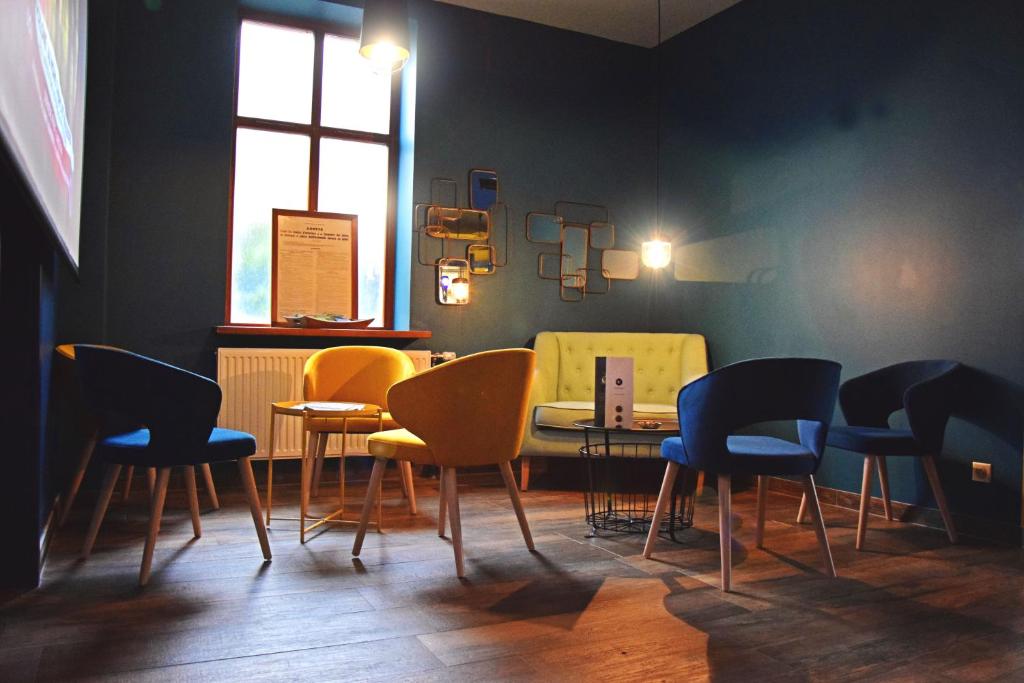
[2,465,1022,682]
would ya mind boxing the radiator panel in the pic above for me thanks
[216,348,431,459]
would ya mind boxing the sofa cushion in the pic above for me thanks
[547,332,707,406]
[534,401,676,430]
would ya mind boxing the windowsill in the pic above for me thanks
[216,325,431,339]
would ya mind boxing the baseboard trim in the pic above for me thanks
[768,476,1020,547]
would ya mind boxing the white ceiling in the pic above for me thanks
[436,0,742,47]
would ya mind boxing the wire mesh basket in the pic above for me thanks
[580,440,696,540]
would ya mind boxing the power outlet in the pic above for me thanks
[972,461,992,483]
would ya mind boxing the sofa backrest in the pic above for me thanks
[532,332,709,406]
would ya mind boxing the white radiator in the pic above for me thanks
[216,348,432,459]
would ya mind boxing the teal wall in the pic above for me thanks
[657,0,1024,527]
[55,0,1024,530]
[406,1,669,356]
[59,0,670,370]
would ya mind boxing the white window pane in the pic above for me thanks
[231,128,310,323]
[238,21,314,124]
[321,35,391,134]
[318,139,389,326]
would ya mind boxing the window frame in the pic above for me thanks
[225,11,402,329]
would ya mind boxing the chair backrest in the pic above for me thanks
[74,345,222,456]
[303,346,415,409]
[677,357,841,474]
[56,343,139,435]
[839,360,962,452]
[532,331,708,405]
[386,349,536,467]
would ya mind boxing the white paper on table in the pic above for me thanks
[295,402,366,412]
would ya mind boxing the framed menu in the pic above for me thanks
[271,209,358,325]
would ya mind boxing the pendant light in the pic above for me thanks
[359,0,411,73]
[642,0,671,269]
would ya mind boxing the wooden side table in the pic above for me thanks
[266,401,386,542]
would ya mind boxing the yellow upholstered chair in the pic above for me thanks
[300,346,418,513]
[353,349,537,577]
[55,344,219,526]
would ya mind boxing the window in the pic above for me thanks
[227,17,398,327]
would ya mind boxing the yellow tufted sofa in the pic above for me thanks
[518,331,709,490]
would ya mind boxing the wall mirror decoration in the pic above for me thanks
[560,271,585,302]
[602,249,640,280]
[469,169,498,211]
[525,200,616,303]
[538,252,565,281]
[467,243,496,274]
[560,224,589,289]
[589,221,616,250]
[581,267,610,295]
[526,212,563,244]
[555,200,608,227]
[415,172,509,304]
[425,206,490,241]
[437,257,470,305]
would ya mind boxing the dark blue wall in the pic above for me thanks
[407,1,670,355]
[57,0,1024,532]
[59,0,669,372]
[658,0,1024,527]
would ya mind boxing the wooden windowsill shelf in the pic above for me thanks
[216,325,431,340]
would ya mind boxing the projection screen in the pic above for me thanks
[0,0,87,267]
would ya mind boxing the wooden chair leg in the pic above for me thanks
[139,468,171,586]
[266,410,277,526]
[437,466,447,537]
[755,475,768,549]
[642,461,680,558]
[796,492,808,524]
[81,463,121,558]
[238,457,272,560]
[398,463,409,498]
[146,468,156,497]
[183,466,202,538]
[121,465,135,503]
[299,432,319,543]
[60,431,98,527]
[803,475,837,577]
[856,455,875,550]
[402,461,418,515]
[695,470,705,496]
[875,456,893,521]
[921,455,958,543]
[311,433,328,497]
[519,456,531,492]
[339,453,347,518]
[445,466,465,577]
[352,458,387,556]
[199,463,219,510]
[499,460,534,550]
[718,474,732,592]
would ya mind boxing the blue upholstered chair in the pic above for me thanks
[75,345,271,585]
[643,358,842,592]
[798,360,962,549]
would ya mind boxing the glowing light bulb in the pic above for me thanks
[641,239,672,269]
[451,277,470,304]
[359,40,410,73]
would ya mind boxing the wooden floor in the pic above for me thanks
[3,466,1023,682]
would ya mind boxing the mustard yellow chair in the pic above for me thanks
[283,346,417,525]
[353,349,536,577]
[55,344,220,526]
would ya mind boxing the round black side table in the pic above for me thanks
[575,419,696,540]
